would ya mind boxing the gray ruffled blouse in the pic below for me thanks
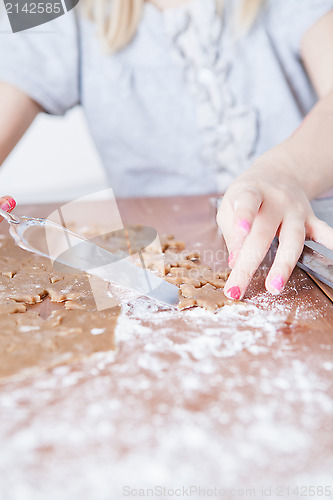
[0,0,332,196]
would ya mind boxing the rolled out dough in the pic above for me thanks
[0,235,119,380]
[0,230,232,381]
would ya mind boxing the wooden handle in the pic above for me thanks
[306,272,333,303]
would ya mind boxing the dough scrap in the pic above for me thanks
[161,238,233,312]
[179,283,233,312]
[160,234,186,253]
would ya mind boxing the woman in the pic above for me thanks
[1,0,333,299]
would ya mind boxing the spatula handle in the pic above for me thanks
[0,208,20,224]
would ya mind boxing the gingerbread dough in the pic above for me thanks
[0,230,233,381]
[125,232,233,312]
[161,236,233,312]
[134,233,233,312]
[0,235,119,380]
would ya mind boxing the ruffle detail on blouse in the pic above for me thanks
[164,0,259,191]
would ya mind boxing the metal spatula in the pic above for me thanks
[0,208,179,306]
[271,237,333,303]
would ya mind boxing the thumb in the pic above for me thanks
[306,215,333,250]
[0,196,16,222]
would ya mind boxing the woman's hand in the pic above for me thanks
[217,150,333,300]
[217,10,333,300]
[0,196,16,222]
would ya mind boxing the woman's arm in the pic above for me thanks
[0,81,41,220]
[301,10,333,98]
[283,9,333,200]
[0,81,41,166]
[217,11,333,300]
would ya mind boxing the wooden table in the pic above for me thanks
[0,195,332,500]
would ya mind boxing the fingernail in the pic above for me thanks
[0,197,16,212]
[0,203,10,212]
[228,252,234,268]
[270,275,284,294]
[226,285,241,300]
[238,219,251,233]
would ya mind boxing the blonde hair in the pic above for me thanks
[85,0,266,53]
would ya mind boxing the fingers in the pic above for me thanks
[223,202,281,300]
[217,186,262,267]
[216,196,234,260]
[265,217,305,294]
[265,213,333,295]
[306,215,333,250]
[0,196,16,222]
[217,181,333,300]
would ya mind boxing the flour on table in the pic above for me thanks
[0,285,332,500]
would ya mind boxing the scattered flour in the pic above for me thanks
[19,325,41,333]
[0,288,332,500]
[90,328,106,335]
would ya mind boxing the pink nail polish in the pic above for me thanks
[0,203,10,212]
[226,286,241,300]
[0,197,16,212]
[238,219,251,233]
[228,252,234,267]
[7,197,16,210]
[271,275,284,292]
